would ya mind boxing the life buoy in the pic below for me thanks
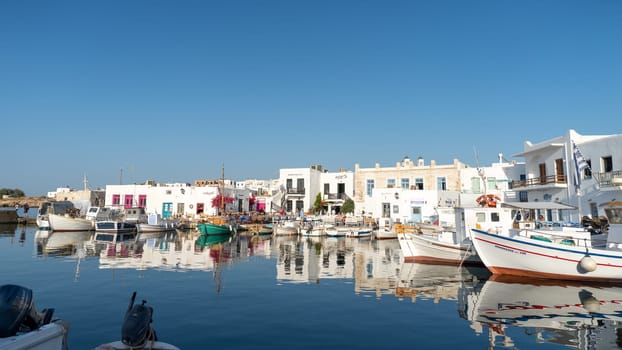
[476,194,501,207]
[189,204,194,209]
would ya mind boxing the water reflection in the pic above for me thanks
[36,230,93,257]
[459,276,622,349]
[397,263,490,303]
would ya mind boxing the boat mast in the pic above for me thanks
[221,163,225,216]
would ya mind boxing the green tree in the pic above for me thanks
[0,188,25,197]
[313,193,323,214]
[341,198,354,214]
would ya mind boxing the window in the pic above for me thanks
[585,160,592,179]
[436,177,447,191]
[382,202,390,217]
[415,178,424,190]
[487,177,496,191]
[286,179,292,189]
[401,178,409,189]
[366,179,375,196]
[324,183,330,195]
[112,194,120,206]
[138,195,147,208]
[296,178,304,191]
[491,212,500,222]
[124,195,133,208]
[393,205,399,214]
[387,178,396,188]
[471,177,481,194]
[603,156,613,173]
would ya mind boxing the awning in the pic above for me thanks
[501,202,577,210]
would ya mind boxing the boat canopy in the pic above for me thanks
[501,202,577,210]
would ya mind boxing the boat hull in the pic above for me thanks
[471,228,622,282]
[0,321,69,350]
[398,232,481,265]
[197,222,232,235]
[48,214,93,232]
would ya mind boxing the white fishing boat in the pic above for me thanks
[398,203,515,265]
[272,218,300,236]
[95,220,137,234]
[345,226,373,238]
[48,212,94,232]
[136,213,177,233]
[0,284,69,350]
[36,201,75,230]
[470,201,622,282]
[461,276,622,349]
[374,218,398,240]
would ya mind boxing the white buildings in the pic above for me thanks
[69,129,621,224]
[104,180,253,218]
[276,165,354,215]
[512,129,622,222]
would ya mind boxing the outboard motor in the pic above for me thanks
[121,292,157,347]
[0,284,54,337]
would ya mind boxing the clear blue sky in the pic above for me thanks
[1,0,620,196]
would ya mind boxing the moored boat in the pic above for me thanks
[95,221,137,234]
[470,201,622,282]
[48,212,94,232]
[0,284,69,350]
[399,203,515,266]
[196,222,232,236]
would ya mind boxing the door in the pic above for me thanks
[162,202,173,218]
[410,207,422,223]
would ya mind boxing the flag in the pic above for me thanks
[572,141,590,192]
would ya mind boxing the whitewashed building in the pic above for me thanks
[512,129,622,221]
[276,165,354,214]
[104,180,253,218]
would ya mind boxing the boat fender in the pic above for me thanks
[579,255,597,272]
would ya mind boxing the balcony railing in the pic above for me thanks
[593,170,622,188]
[324,193,349,201]
[286,188,305,195]
[510,174,567,189]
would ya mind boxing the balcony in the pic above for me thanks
[286,188,305,195]
[324,193,349,201]
[510,174,567,190]
[593,170,622,189]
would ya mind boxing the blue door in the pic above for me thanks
[162,202,173,218]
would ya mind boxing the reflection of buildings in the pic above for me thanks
[459,277,622,349]
[274,236,404,297]
[94,232,273,272]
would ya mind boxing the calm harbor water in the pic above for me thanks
[1,212,620,349]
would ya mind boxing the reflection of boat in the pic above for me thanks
[196,233,232,247]
[460,276,622,349]
[48,212,94,232]
[0,284,69,349]
[396,262,490,302]
[43,230,92,255]
[470,201,622,282]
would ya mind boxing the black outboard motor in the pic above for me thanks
[0,284,54,337]
[121,292,158,347]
